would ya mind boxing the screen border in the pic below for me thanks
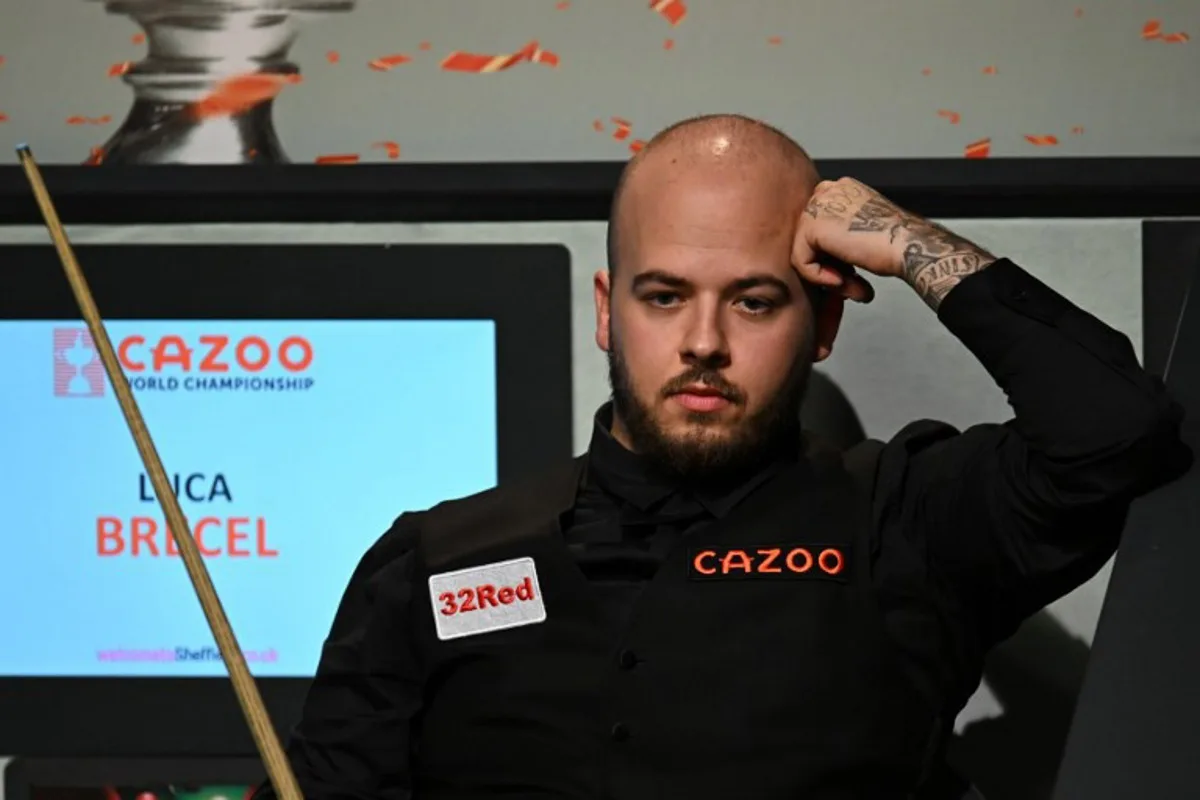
[1,158,1199,225]
[0,241,573,756]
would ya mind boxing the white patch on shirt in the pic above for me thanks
[428,556,547,641]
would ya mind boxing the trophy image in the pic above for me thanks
[89,0,355,164]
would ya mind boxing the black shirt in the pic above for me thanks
[271,259,1189,800]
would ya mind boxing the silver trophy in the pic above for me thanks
[90,0,355,164]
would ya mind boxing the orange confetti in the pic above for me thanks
[936,109,961,125]
[982,65,997,75]
[1071,126,1084,135]
[189,73,300,120]
[767,36,783,45]
[441,40,542,73]
[611,116,633,141]
[0,56,6,66]
[1142,20,1163,39]
[419,41,432,50]
[66,115,112,125]
[556,1,570,8]
[108,61,132,77]
[651,0,687,26]
[0,113,8,123]
[326,50,340,64]
[921,67,932,76]
[663,38,675,50]
[1162,32,1190,43]
[1024,134,1060,146]
[592,119,605,132]
[964,138,991,159]
[629,139,646,154]
[131,33,145,45]
[315,154,360,165]
[85,146,105,166]
[369,54,412,71]
[1075,7,1083,18]
[532,47,560,66]
[372,140,401,159]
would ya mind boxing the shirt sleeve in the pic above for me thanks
[884,259,1191,653]
[253,514,425,800]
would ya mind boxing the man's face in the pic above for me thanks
[596,164,817,482]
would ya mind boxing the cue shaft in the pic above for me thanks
[15,144,303,800]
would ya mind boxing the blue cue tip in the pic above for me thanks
[15,143,30,154]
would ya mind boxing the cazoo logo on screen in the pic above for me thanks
[54,329,317,396]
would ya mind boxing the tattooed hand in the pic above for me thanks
[793,177,996,310]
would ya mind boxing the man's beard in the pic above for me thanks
[607,338,813,486]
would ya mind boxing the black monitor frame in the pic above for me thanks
[3,756,263,800]
[0,241,573,756]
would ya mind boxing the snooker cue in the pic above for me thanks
[15,144,304,800]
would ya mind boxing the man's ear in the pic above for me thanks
[813,289,844,362]
[594,269,612,352]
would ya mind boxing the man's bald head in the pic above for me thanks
[606,114,820,274]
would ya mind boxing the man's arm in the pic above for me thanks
[254,516,424,800]
[794,178,1191,649]
[896,256,1190,646]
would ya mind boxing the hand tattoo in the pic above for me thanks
[848,197,913,243]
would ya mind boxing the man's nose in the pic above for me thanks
[680,308,730,367]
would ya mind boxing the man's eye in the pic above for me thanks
[645,292,680,307]
[738,297,774,314]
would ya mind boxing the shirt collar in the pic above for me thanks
[584,402,799,520]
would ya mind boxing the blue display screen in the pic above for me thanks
[0,319,498,677]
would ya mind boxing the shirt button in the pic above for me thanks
[617,649,638,669]
[610,722,631,742]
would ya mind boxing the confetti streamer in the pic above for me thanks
[1142,20,1163,40]
[0,56,7,66]
[663,38,675,50]
[441,40,547,73]
[921,67,932,76]
[315,154,360,164]
[556,1,570,8]
[1162,32,1190,43]
[532,46,560,66]
[419,41,432,50]
[651,0,688,26]
[372,140,401,159]
[610,116,633,141]
[188,73,300,120]
[66,115,113,125]
[1024,134,1059,146]
[629,139,646,154]
[85,146,105,165]
[326,50,340,64]
[131,33,145,45]
[981,65,997,75]
[767,36,783,45]
[1075,7,1083,18]
[964,138,991,159]
[108,61,132,77]
[592,119,605,132]
[936,109,961,125]
[1071,126,1084,135]
[369,54,412,71]
[0,112,8,123]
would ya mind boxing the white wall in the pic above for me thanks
[0,218,1143,770]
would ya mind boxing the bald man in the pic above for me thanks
[260,115,1188,799]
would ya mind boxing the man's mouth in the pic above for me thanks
[671,384,733,413]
